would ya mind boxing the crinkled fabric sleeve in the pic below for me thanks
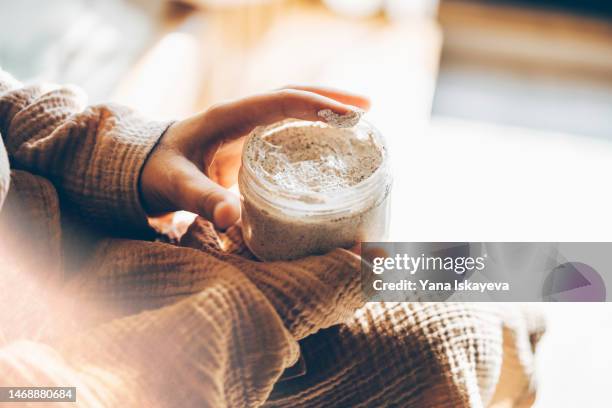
[0,69,171,236]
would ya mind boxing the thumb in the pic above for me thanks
[177,164,240,230]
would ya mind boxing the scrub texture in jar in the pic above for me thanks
[239,117,391,261]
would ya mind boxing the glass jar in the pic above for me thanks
[239,119,392,261]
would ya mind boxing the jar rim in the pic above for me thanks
[240,119,391,217]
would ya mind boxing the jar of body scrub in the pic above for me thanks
[239,118,392,261]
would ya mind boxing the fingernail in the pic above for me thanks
[213,199,240,230]
[317,108,364,128]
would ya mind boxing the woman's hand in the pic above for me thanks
[140,87,370,229]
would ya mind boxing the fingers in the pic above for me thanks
[199,89,365,144]
[173,157,240,229]
[280,85,371,110]
[141,141,240,229]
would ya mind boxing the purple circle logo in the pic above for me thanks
[543,262,606,301]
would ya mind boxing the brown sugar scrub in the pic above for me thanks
[239,115,392,261]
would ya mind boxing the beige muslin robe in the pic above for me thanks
[0,69,544,407]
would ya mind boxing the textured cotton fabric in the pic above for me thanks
[0,69,544,407]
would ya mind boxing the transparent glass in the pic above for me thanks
[239,119,392,261]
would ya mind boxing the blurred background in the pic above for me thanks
[1,0,612,405]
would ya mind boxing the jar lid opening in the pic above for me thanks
[240,119,391,216]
